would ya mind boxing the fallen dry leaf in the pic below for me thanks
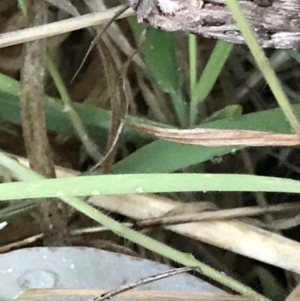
[125,120,300,146]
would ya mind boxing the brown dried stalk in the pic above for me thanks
[20,288,252,301]
[21,285,300,301]
[0,5,133,48]
[125,119,300,146]
[134,202,300,228]
[20,0,70,246]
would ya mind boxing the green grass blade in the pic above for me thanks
[46,52,102,161]
[189,34,197,95]
[128,17,188,127]
[142,29,189,127]
[0,151,267,301]
[0,73,141,144]
[225,0,300,138]
[246,267,286,300]
[113,140,234,174]
[141,29,180,96]
[16,0,27,13]
[204,104,242,122]
[190,41,233,125]
[288,50,300,64]
[0,173,300,200]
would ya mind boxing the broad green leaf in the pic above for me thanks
[142,29,188,127]
[129,18,188,127]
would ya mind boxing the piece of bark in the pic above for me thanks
[128,0,300,49]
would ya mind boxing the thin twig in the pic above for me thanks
[134,202,300,228]
[91,267,195,301]
[90,48,138,172]
[71,4,130,82]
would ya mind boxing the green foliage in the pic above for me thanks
[225,0,300,136]
[0,4,298,299]
[0,74,141,144]
[2,173,300,201]
[204,104,243,122]
[190,41,233,125]
[0,152,266,300]
[129,19,188,127]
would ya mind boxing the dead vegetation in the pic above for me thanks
[1,1,300,300]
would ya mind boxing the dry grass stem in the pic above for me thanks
[126,120,300,146]
[0,5,134,48]
[20,289,252,301]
